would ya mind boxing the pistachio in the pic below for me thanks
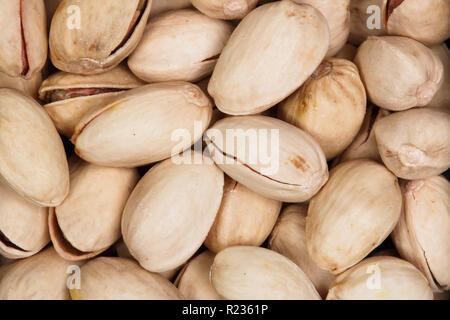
[278,58,366,160]
[306,160,402,274]
[0,70,42,98]
[150,0,191,17]
[334,43,357,60]
[427,44,450,111]
[0,0,47,79]
[211,246,321,300]
[0,88,69,207]
[326,256,433,300]
[191,0,258,20]
[70,257,183,300]
[128,9,233,83]
[208,0,329,115]
[354,36,444,111]
[39,64,145,137]
[71,82,212,168]
[205,115,328,202]
[374,108,450,180]
[392,176,450,291]
[49,0,152,74]
[349,0,387,45]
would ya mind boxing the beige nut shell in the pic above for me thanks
[0,71,42,98]
[191,0,258,20]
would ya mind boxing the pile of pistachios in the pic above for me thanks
[0,0,448,300]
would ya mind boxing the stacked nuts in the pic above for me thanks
[0,0,448,300]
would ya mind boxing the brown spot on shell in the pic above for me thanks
[290,155,311,173]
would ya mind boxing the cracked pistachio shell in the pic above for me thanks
[348,0,386,45]
[0,0,47,79]
[122,153,224,273]
[374,108,450,180]
[191,0,258,19]
[0,247,83,300]
[306,160,402,274]
[39,64,145,137]
[205,176,282,253]
[211,246,321,300]
[334,43,357,60]
[392,176,450,291]
[0,88,69,207]
[128,9,233,83]
[354,36,444,111]
[71,82,212,168]
[0,71,42,98]
[0,181,49,259]
[49,0,152,74]
[427,44,450,111]
[175,251,223,300]
[326,256,433,300]
[49,158,139,261]
[150,0,191,17]
[269,204,335,298]
[70,257,183,300]
[278,58,366,160]
[205,115,329,202]
[208,1,329,115]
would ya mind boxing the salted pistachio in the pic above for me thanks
[278,58,366,160]
[0,181,49,259]
[150,0,192,17]
[205,115,328,202]
[122,153,224,273]
[191,0,258,20]
[354,36,444,111]
[392,176,450,291]
[0,247,83,300]
[0,88,69,207]
[306,160,402,274]
[49,0,151,74]
[0,71,42,98]
[348,0,387,45]
[175,251,223,300]
[208,1,329,115]
[326,256,433,300]
[128,9,233,83]
[211,246,321,300]
[384,0,450,46]
[334,43,357,60]
[268,204,335,298]
[427,44,450,111]
[374,108,450,180]
[205,176,281,253]
[39,64,145,137]
[71,82,212,168]
[0,0,47,79]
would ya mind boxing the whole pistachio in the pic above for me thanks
[0,71,42,98]
[427,44,450,111]
[150,0,191,17]
[191,0,258,20]
[348,0,387,45]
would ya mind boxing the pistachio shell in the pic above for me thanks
[49,0,152,74]
[354,36,444,111]
[205,175,281,253]
[208,1,329,115]
[191,0,258,19]
[72,82,212,168]
[211,246,321,300]
[334,43,357,60]
[306,160,402,274]
[269,204,335,298]
[427,44,450,111]
[150,0,192,17]
[374,108,450,180]
[0,181,49,259]
[0,88,69,207]
[392,176,450,291]
[349,0,387,45]
[0,71,42,98]
[128,9,233,83]
[122,153,224,272]
[326,256,433,300]
[205,115,328,202]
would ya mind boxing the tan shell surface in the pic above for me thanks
[427,44,450,111]
[208,1,330,115]
[348,0,387,45]
[150,0,191,17]
[191,0,258,20]
[0,71,42,98]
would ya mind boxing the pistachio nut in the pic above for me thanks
[70,257,183,300]
[392,176,450,291]
[354,36,444,111]
[348,0,387,45]
[0,71,42,98]
[128,9,233,83]
[0,0,47,79]
[334,43,357,60]
[268,204,335,298]
[0,181,49,259]
[374,108,450,180]
[191,0,258,20]
[150,0,192,17]
[122,153,224,273]
[208,1,329,115]
[205,115,328,202]
[326,256,433,300]
[71,82,212,168]
[306,160,402,274]
[211,246,321,300]
[49,0,152,74]
[427,44,450,111]
[278,58,366,160]
[0,88,69,207]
